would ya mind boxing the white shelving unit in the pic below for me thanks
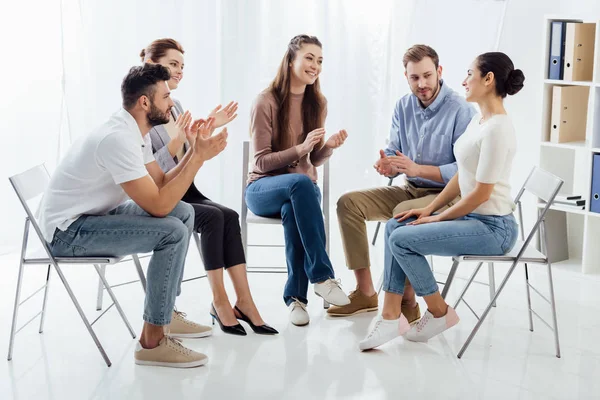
[539,16,600,274]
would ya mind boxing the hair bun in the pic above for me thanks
[505,68,525,96]
[139,48,146,62]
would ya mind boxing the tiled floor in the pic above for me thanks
[1,230,599,399]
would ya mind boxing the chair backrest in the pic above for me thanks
[9,165,51,221]
[515,167,564,204]
[514,166,563,255]
[9,164,56,258]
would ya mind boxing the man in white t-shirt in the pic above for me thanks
[37,63,228,368]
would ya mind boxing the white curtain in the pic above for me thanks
[0,0,507,254]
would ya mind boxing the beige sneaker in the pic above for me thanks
[327,290,378,317]
[167,310,212,338]
[402,303,421,325]
[134,336,208,368]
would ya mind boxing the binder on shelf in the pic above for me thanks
[548,21,566,79]
[563,22,596,81]
[591,154,600,213]
[550,85,589,143]
[555,194,581,201]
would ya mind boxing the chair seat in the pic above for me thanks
[246,210,283,225]
[25,255,124,265]
[454,241,547,264]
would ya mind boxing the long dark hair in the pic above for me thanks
[269,34,325,151]
[476,52,525,98]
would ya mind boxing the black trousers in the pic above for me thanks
[182,184,246,270]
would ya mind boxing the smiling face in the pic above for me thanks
[289,43,323,87]
[405,56,442,107]
[154,49,184,90]
[462,59,493,103]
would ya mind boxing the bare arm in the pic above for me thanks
[122,158,203,217]
[435,181,494,221]
[123,115,227,217]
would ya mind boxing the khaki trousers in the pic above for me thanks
[336,182,459,270]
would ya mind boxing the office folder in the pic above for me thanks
[550,85,589,143]
[563,23,596,81]
[548,21,566,79]
[591,154,600,213]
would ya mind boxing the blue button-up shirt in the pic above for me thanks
[385,80,476,188]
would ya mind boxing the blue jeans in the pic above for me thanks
[245,174,335,306]
[49,201,194,326]
[383,213,518,296]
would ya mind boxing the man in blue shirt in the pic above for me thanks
[332,45,476,319]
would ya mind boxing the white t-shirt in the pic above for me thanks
[37,108,155,242]
[453,114,516,216]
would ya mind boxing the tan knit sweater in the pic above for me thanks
[247,90,332,184]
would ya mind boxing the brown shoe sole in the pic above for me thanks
[327,306,379,317]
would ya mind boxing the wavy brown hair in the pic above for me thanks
[269,34,325,151]
[140,38,184,63]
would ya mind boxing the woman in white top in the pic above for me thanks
[360,52,525,350]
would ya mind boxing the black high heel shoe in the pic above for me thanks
[234,306,279,335]
[210,303,246,336]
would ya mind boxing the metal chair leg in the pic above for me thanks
[39,264,52,333]
[453,262,483,309]
[441,260,460,299]
[8,219,30,361]
[542,218,560,358]
[132,254,146,292]
[52,262,112,367]
[93,264,136,339]
[546,260,561,358]
[488,262,496,307]
[524,262,534,332]
[457,259,519,359]
[376,270,384,295]
[96,265,106,311]
[372,222,382,246]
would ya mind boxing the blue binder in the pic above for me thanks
[548,21,566,80]
[591,154,600,213]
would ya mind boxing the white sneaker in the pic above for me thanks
[359,314,410,351]
[289,298,310,326]
[405,307,460,342]
[314,279,350,306]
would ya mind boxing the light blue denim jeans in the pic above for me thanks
[383,213,519,296]
[245,174,335,306]
[49,201,194,326]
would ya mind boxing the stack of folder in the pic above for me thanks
[547,21,596,81]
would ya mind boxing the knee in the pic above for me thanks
[289,174,314,193]
[222,207,240,224]
[173,201,195,229]
[199,207,224,231]
[388,228,410,252]
[385,218,400,238]
[392,201,412,216]
[337,192,360,218]
[163,219,190,244]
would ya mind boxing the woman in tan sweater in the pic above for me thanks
[245,34,350,326]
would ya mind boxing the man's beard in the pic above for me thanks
[146,102,171,126]
[414,78,440,103]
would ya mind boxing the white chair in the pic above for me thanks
[241,140,331,307]
[7,165,136,367]
[441,167,563,359]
